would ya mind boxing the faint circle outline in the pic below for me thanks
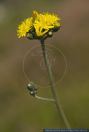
[22,44,68,88]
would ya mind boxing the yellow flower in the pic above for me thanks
[17,17,33,38]
[17,11,61,39]
[33,11,60,37]
[44,13,60,27]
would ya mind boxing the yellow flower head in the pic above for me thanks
[17,11,61,39]
[34,11,60,37]
[17,17,33,38]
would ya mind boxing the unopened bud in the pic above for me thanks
[48,31,53,37]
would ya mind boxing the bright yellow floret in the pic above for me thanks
[17,17,33,38]
[44,13,60,27]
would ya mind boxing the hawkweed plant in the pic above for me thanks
[17,11,71,128]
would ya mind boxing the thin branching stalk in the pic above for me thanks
[35,95,55,102]
[40,40,71,129]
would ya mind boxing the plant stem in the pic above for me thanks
[35,95,55,102]
[40,40,71,129]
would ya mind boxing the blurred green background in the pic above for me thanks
[0,0,89,131]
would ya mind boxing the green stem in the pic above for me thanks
[40,40,71,129]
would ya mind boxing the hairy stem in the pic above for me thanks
[40,40,71,129]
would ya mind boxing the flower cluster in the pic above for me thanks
[17,11,61,40]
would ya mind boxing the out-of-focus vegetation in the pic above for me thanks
[0,0,89,132]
